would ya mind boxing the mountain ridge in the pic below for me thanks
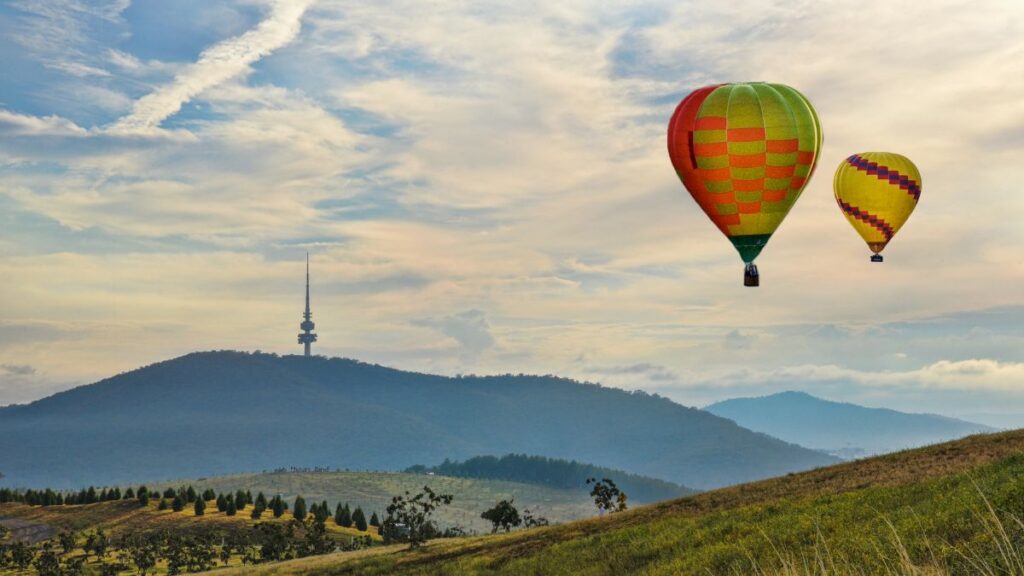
[705,390,994,458]
[0,351,836,490]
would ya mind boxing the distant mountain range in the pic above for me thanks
[0,351,836,490]
[705,391,995,458]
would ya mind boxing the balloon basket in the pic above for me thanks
[743,263,759,287]
[870,254,883,263]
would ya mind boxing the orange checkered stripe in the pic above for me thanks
[692,115,814,228]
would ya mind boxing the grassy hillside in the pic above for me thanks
[0,351,835,490]
[153,470,598,532]
[707,390,995,457]
[217,430,1024,575]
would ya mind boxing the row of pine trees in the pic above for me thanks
[0,485,380,533]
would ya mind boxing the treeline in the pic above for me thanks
[0,485,381,534]
[407,454,693,503]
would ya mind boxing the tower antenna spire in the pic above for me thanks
[298,252,318,356]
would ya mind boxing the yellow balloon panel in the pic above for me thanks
[833,152,921,254]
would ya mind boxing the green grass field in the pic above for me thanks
[198,430,1024,576]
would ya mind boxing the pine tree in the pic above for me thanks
[255,492,267,513]
[216,494,227,513]
[271,496,285,518]
[172,495,185,512]
[158,498,168,511]
[194,497,206,516]
[186,486,197,503]
[124,487,135,499]
[369,511,380,527]
[334,503,345,526]
[353,507,368,531]
[138,487,150,507]
[339,503,353,528]
[235,490,247,510]
[293,496,307,521]
[226,498,237,517]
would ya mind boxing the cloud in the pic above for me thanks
[585,362,677,382]
[0,110,88,137]
[415,309,496,362]
[1,364,36,376]
[108,0,315,135]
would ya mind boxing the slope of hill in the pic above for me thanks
[706,390,995,457]
[406,454,693,503]
[217,429,1024,575]
[0,351,835,490]
[0,470,595,538]
[156,470,597,532]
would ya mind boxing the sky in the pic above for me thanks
[1,0,1023,424]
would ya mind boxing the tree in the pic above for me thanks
[137,486,150,507]
[186,486,197,503]
[586,477,627,514]
[337,503,352,527]
[157,498,168,511]
[369,511,380,527]
[124,487,135,499]
[522,507,549,528]
[84,529,109,559]
[202,489,216,501]
[235,490,248,510]
[10,541,34,570]
[226,498,237,516]
[163,488,176,499]
[34,542,61,576]
[59,530,77,554]
[271,495,286,518]
[353,507,368,532]
[250,505,262,520]
[172,494,185,512]
[382,485,454,548]
[194,497,206,516]
[255,492,267,511]
[293,496,307,521]
[216,494,227,513]
[481,499,521,533]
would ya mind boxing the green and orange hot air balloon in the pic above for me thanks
[833,152,921,262]
[667,83,823,286]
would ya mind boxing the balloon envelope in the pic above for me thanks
[833,152,921,258]
[667,83,822,264]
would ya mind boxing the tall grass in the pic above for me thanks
[736,483,1024,576]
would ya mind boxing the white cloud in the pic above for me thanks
[108,0,316,136]
[0,110,88,136]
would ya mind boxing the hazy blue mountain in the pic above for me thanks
[406,453,694,503]
[0,351,836,490]
[705,391,996,458]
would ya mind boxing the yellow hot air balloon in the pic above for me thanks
[833,152,921,262]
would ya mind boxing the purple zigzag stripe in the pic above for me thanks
[837,200,894,240]
[845,154,921,201]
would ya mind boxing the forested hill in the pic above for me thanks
[0,351,836,490]
[406,454,694,503]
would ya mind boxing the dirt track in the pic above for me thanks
[0,516,56,544]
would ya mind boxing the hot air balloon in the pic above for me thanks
[833,152,921,262]
[667,83,822,286]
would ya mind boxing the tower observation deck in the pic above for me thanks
[298,253,318,356]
